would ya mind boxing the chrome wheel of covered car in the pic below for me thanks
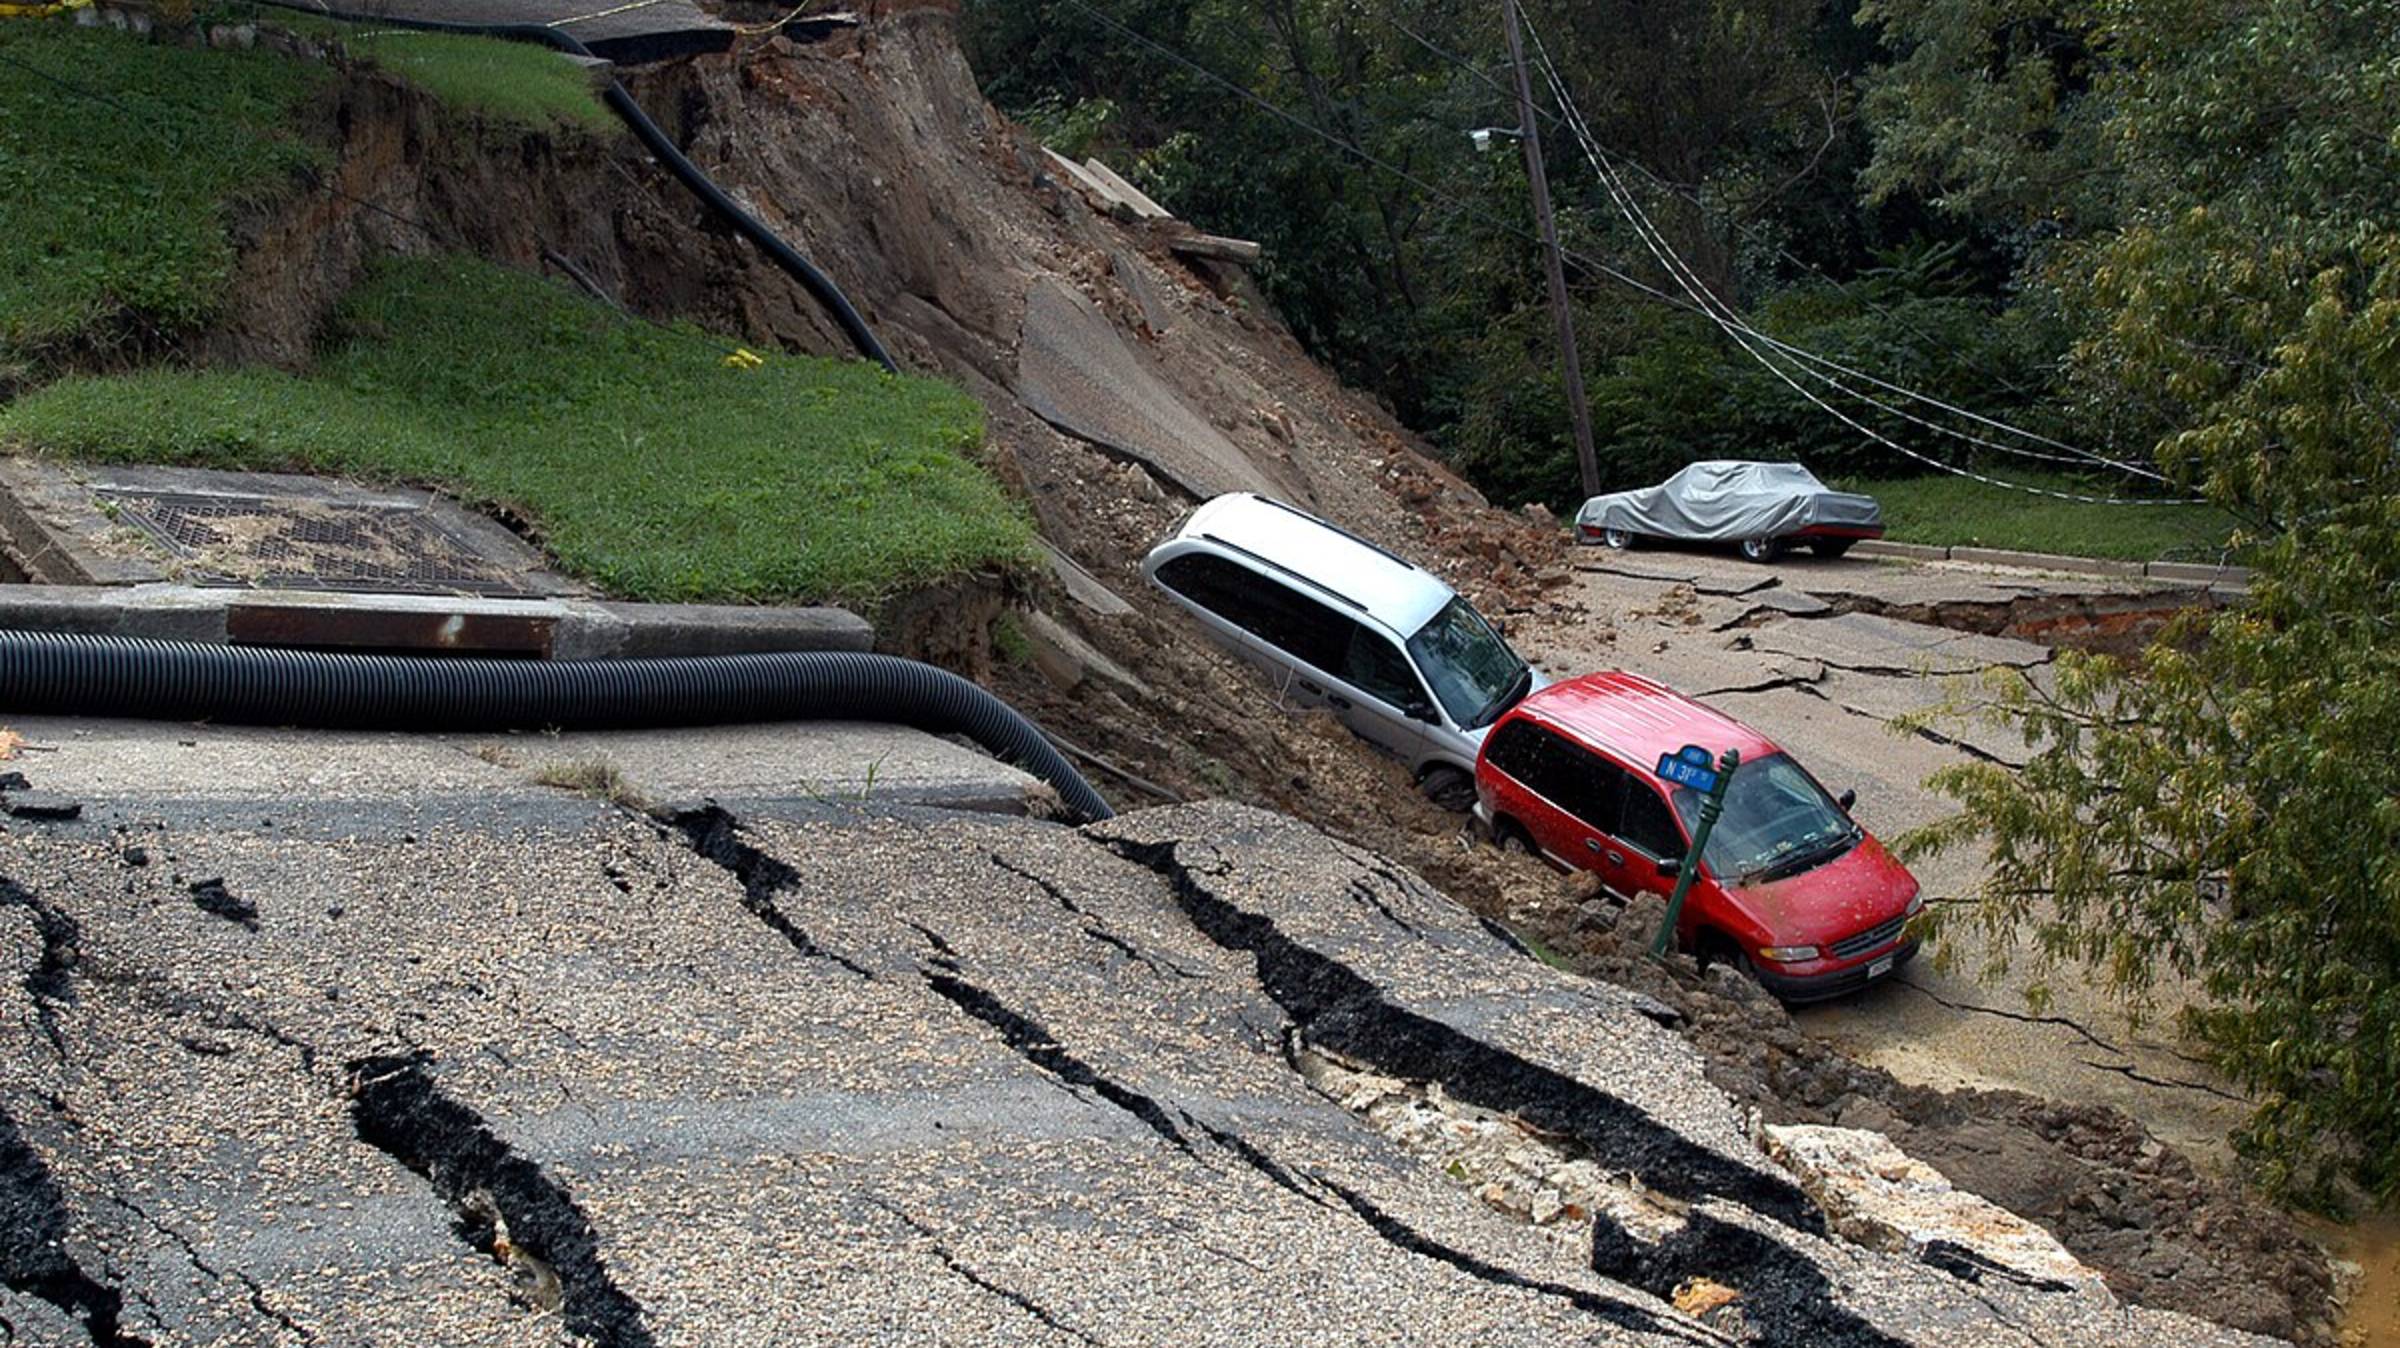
[1739,536,1783,563]
[1600,527,1634,550]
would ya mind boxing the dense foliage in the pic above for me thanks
[1875,0,2400,1206]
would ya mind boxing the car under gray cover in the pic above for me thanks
[1577,462,1882,555]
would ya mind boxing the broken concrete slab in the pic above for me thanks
[1764,1123,2109,1298]
[1040,147,1131,216]
[1021,608,1149,697]
[512,721,1046,817]
[1080,158,1173,220]
[1948,546,2145,579]
[0,583,872,659]
[1751,610,2055,678]
[0,714,1042,820]
[1015,277,1286,502]
[1852,540,1952,562]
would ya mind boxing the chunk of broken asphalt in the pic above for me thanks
[0,771,28,793]
[189,878,260,931]
[2,793,81,822]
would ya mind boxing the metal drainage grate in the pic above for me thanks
[96,490,538,598]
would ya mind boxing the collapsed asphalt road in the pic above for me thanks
[0,719,2280,1345]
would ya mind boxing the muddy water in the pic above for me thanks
[2315,1213,2400,1346]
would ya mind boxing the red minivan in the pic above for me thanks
[1473,671,1921,1001]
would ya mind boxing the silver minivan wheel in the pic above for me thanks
[1419,766,1477,812]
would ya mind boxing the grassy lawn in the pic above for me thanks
[253,12,613,133]
[1845,471,2245,563]
[0,19,328,370]
[0,256,1035,604]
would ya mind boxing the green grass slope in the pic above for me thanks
[0,19,328,369]
[2,256,1035,603]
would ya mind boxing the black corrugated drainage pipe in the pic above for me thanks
[0,631,1111,823]
[263,1,900,374]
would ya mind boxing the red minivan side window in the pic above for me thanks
[1487,719,1628,839]
[1618,782,1684,861]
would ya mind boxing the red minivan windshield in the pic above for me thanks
[1668,753,1859,882]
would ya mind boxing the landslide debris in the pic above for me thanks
[1499,872,2336,1343]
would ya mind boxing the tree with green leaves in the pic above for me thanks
[1873,0,2400,1206]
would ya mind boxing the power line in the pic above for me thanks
[1360,0,2125,460]
[1059,0,2205,506]
[1519,16,2205,506]
[1519,18,2181,492]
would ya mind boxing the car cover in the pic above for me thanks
[1576,462,1882,541]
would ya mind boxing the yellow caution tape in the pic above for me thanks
[0,0,93,17]
[722,347,766,370]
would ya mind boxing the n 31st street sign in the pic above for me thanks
[1655,744,1720,794]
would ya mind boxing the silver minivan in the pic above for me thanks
[1141,494,1544,808]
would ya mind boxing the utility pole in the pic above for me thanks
[1500,0,1601,501]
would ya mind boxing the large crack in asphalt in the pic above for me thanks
[1311,1174,1718,1344]
[1105,837,1814,1225]
[0,877,84,1062]
[0,1098,148,1347]
[663,805,875,980]
[1600,1208,1907,1348]
[1105,835,1915,1347]
[346,1053,654,1348]
[1813,587,2226,646]
[916,967,1197,1156]
[991,853,1206,981]
[1183,1110,1712,1343]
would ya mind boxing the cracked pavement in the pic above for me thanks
[0,713,2276,1344]
[1531,548,2250,1163]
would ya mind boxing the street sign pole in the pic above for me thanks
[1652,747,1739,959]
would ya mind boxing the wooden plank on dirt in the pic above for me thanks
[1081,158,1174,220]
[1042,148,1134,214]
[1167,233,1263,266]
